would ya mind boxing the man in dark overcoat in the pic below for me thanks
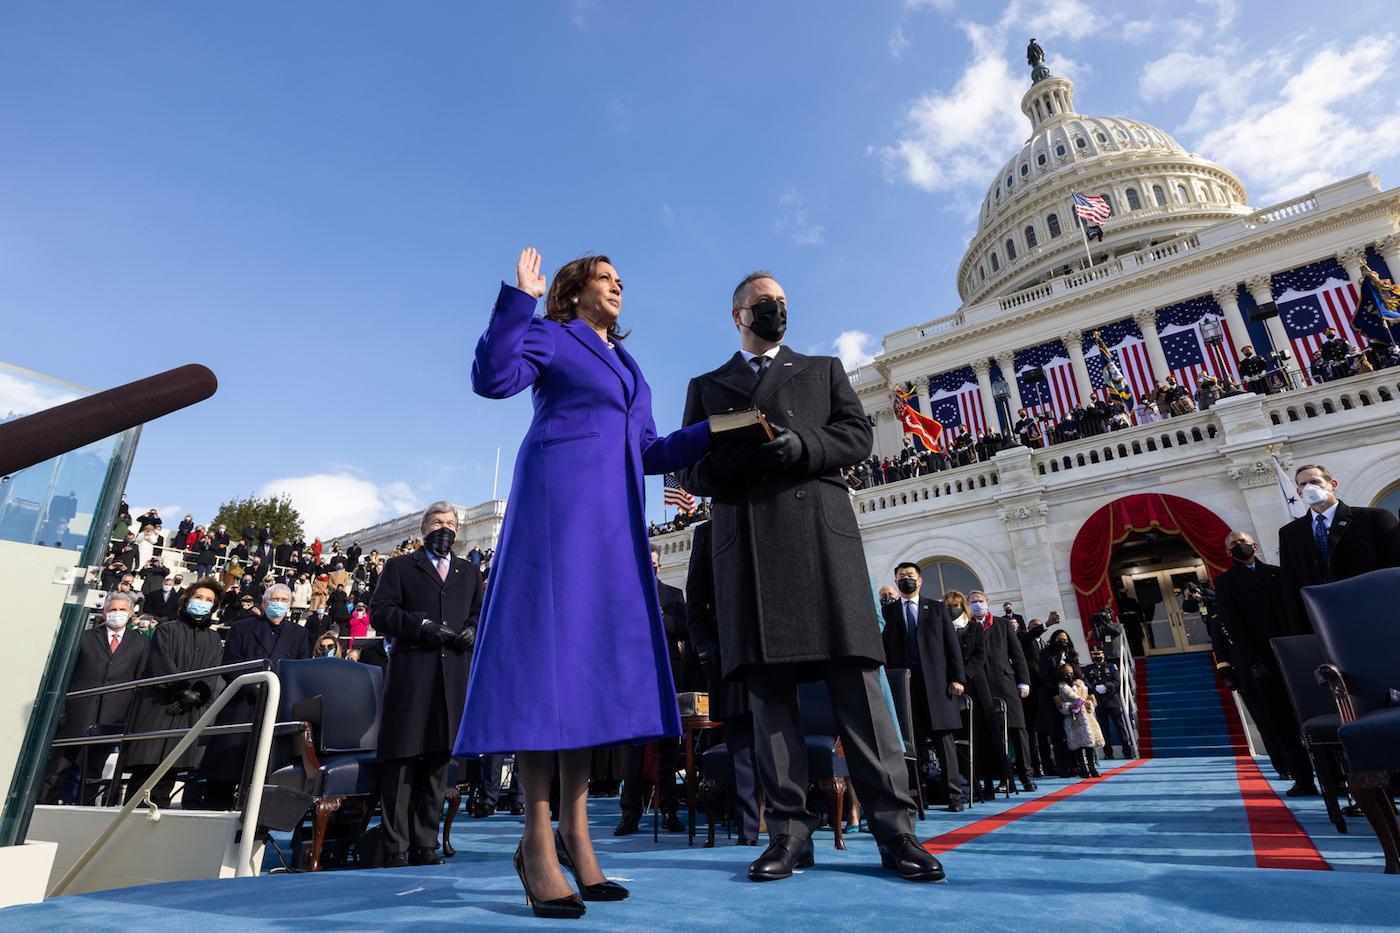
[198,583,310,809]
[40,592,151,804]
[369,502,483,868]
[685,519,761,843]
[970,591,1036,792]
[679,270,942,883]
[881,563,967,811]
[1278,463,1400,634]
[1213,528,1316,796]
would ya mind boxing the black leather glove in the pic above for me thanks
[451,625,476,654]
[758,426,805,469]
[695,639,722,682]
[419,620,451,648]
[1220,667,1238,691]
[169,688,201,713]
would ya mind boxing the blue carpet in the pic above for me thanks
[1141,654,1246,758]
[5,756,1397,932]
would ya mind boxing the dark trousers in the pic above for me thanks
[908,668,963,805]
[748,660,915,845]
[123,765,177,808]
[620,740,679,818]
[725,714,761,840]
[380,750,451,854]
[1238,673,1314,785]
[1008,726,1034,778]
[477,753,520,808]
[39,746,112,805]
[1096,705,1135,755]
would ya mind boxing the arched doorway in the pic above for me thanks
[1069,493,1232,654]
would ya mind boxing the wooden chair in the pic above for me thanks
[1271,634,1351,833]
[797,682,850,850]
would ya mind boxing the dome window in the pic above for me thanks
[1006,175,1014,189]
[1005,238,1017,261]
[979,264,985,281]
[995,188,1001,201]
[1047,213,1062,238]
[1025,225,1038,248]
[1126,188,1142,211]
[1114,128,1128,141]
[1176,184,1190,203]
[1037,153,1047,166]
[1055,143,1066,157]
[1095,131,1107,143]
[1020,164,1029,177]
[1152,185,1166,207]
[991,253,1000,272]
[1075,137,1087,149]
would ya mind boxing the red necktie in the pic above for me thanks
[981,616,992,631]
[110,633,119,654]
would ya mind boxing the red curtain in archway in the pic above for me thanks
[1069,493,1232,638]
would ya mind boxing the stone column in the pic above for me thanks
[874,407,902,458]
[1245,273,1297,379]
[1060,329,1095,406]
[995,352,1023,415]
[1132,309,1171,381]
[1211,284,1252,358]
[915,376,932,414]
[1336,245,1367,290]
[970,358,1000,432]
[1377,234,1400,283]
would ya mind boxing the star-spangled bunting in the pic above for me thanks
[1154,294,1240,392]
[1082,319,1157,421]
[1014,339,1080,422]
[927,367,987,435]
[1274,258,1361,383]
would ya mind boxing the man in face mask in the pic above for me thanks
[968,590,1035,794]
[678,272,944,883]
[38,593,151,804]
[1278,463,1400,634]
[369,502,483,867]
[1212,529,1317,796]
[199,583,310,809]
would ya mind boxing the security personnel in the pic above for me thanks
[1317,328,1350,380]
[1238,346,1271,394]
[1082,648,1134,759]
[370,501,483,867]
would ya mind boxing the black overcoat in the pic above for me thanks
[881,596,966,732]
[1277,501,1400,633]
[684,520,748,721]
[679,347,882,678]
[1213,559,1289,674]
[658,580,702,692]
[200,615,310,781]
[57,626,151,739]
[370,549,483,760]
[122,616,225,768]
[981,615,1031,729]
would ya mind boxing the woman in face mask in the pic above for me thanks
[1056,662,1103,778]
[453,248,712,917]
[120,578,226,808]
[315,636,341,659]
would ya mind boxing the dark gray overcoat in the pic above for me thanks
[981,615,1031,729]
[679,347,882,679]
[122,617,224,769]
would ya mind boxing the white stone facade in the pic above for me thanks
[333,498,506,559]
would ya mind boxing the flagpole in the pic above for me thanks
[491,446,501,500]
[1078,217,1094,268]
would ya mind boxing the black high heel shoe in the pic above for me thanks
[555,830,630,901]
[513,842,586,919]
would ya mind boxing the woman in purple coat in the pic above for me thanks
[456,248,710,918]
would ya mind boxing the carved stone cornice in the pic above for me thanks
[1059,327,1082,346]
[998,502,1049,529]
[1336,245,1367,268]
[1228,448,1294,490]
[1132,308,1158,330]
[970,358,991,378]
[1211,284,1240,307]
[1244,273,1275,298]
[1378,232,1400,254]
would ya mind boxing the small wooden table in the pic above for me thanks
[682,714,724,847]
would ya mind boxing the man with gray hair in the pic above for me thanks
[370,501,483,867]
[39,592,150,803]
[199,582,310,809]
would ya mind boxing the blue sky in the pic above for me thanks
[4,0,1397,537]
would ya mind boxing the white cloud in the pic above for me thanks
[570,0,595,30]
[1143,34,1400,203]
[0,370,82,420]
[775,188,825,246]
[888,24,911,60]
[660,202,675,227]
[608,98,631,132]
[997,0,1105,42]
[258,472,419,539]
[904,0,954,9]
[833,330,878,371]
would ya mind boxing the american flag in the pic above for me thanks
[1155,295,1241,393]
[1082,319,1158,419]
[1274,259,1361,383]
[1014,339,1081,421]
[663,473,695,513]
[1072,192,1112,224]
[928,367,988,435]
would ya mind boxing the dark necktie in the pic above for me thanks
[1313,512,1330,566]
[752,355,771,375]
[904,600,918,654]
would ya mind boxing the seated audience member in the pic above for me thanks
[314,634,341,658]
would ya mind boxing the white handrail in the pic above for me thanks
[47,670,281,896]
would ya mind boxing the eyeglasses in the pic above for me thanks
[738,297,786,313]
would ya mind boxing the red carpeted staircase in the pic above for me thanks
[1134,653,1249,758]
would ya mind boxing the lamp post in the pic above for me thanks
[1199,315,1229,383]
[991,375,1010,434]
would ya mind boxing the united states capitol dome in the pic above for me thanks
[958,44,1251,304]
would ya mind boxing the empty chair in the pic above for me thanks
[797,682,851,850]
[1271,634,1349,833]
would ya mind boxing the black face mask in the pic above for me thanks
[745,297,787,342]
[896,577,919,595]
[424,527,456,559]
[1229,542,1255,562]
[879,593,898,607]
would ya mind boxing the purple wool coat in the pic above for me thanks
[454,283,710,754]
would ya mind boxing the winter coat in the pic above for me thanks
[1057,679,1105,750]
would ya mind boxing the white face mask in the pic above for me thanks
[1300,483,1332,507]
[105,610,129,630]
[969,600,988,616]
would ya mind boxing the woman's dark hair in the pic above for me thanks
[544,254,629,343]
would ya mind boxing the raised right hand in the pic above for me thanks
[516,247,546,298]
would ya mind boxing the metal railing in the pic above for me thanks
[45,660,286,896]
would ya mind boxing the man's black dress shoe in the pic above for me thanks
[613,814,640,836]
[748,834,814,881]
[472,803,493,819]
[736,837,758,846]
[1285,782,1318,797]
[384,851,410,868]
[510,801,526,816]
[1019,776,1038,793]
[661,813,685,833]
[878,834,946,882]
[409,847,444,866]
[947,801,965,813]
